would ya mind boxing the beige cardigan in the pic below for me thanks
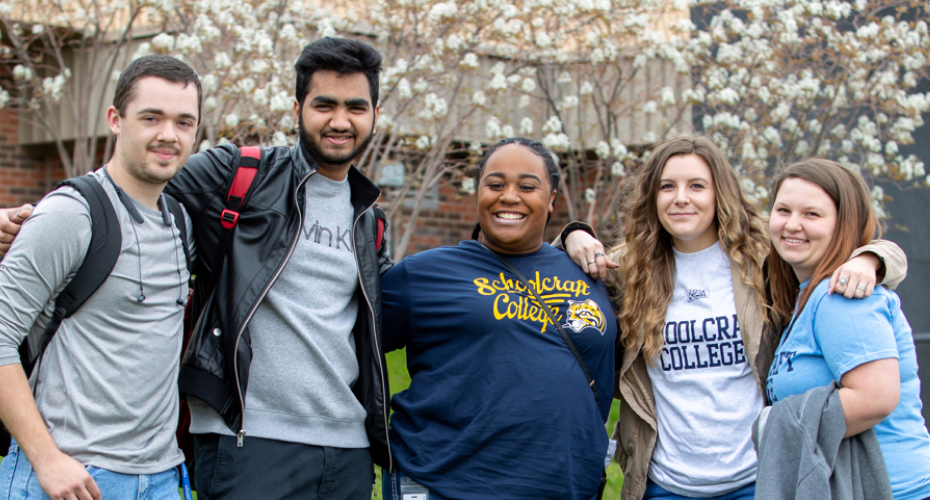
[554,229,906,500]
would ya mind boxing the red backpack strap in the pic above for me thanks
[373,204,385,251]
[220,146,261,229]
[209,146,261,290]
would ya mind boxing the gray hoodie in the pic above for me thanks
[752,382,893,500]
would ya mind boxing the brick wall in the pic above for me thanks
[0,110,64,207]
[395,183,573,258]
[0,114,574,255]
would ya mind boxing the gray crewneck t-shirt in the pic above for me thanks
[0,169,191,474]
[189,171,368,448]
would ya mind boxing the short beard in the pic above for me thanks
[298,112,375,168]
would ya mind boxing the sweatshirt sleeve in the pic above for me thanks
[850,239,907,290]
[0,190,91,367]
[381,259,411,353]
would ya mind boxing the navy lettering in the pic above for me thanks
[664,322,678,345]
[694,345,709,368]
[660,348,672,371]
[734,340,746,364]
[678,321,691,343]
[669,347,684,370]
[708,343,721,367]
[702,318,717,341]
[732,314,741,339]
[682,345,697,369]
[720,342,734,366]
[716,316,730,339]
[784,351,797,372]
[691,320,703,342]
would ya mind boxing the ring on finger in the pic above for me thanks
[856,283,867,291]
[587,260,595,265]
[838,277,848,286]
[594,251,606,258]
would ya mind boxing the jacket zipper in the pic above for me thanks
[352,200,393,471]
[231,170,314,446]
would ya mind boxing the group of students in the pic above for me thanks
[0,34,927,500]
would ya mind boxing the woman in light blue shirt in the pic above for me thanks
[766,158,930,500]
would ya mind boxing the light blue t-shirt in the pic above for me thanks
[767,279,930,500]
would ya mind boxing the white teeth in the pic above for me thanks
[784,238,806,244]
[497,213,524,220]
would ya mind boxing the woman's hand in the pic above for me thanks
[829,253,881,298]
[838,357,900,438]
[565,230,617,280]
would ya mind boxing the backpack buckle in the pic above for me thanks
[220,209,239,229]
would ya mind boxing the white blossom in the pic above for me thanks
[151,33,175,52]
[486,117,502,139]
[415,135,431,150]
[519,117,534,135]
[502,125,514,137]
[521,78,536,93]
[460,53,479,68]
[562,95,579,109]
[518,95,531,108]
[542,116,562,134]
[542,132,570,151]
[272,131,289,147]
[472,90,486,106]
[225,113,240,127]
[595,141,610,159]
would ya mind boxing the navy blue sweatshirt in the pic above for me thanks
[382,241,617,499]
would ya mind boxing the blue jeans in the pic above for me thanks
[643,480,755,500]
[1,440,180,500]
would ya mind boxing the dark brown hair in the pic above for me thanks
[114,55,202,123]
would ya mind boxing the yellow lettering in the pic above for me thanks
[474,278,496,296]
[575,280,590,297]
[493,293,510,319]
[542,277,553,293]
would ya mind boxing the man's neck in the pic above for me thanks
[106,160,165,210]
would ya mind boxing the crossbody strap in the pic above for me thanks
[482,245,600,405]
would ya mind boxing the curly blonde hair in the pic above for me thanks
[607,136,770,364]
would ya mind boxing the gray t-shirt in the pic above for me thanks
[0,169,191,474]
[189,171,368,448]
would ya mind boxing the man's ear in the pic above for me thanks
[293,100,301,129]
[548,190,557,213]
[106,105,121,136]
[372,103,380,130]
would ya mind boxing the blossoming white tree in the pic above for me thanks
[2,0,928,253]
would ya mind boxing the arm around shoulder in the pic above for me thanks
[852,239,907,289]
[164,144,242,219]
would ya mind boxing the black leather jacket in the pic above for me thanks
[165,143,394,469]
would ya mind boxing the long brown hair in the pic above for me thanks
[767,159,881,327]
[609,136,770,363]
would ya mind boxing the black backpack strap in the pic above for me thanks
[163,194,191,273]
[21,175,122,377]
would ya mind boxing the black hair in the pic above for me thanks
[476,137,560,194]
[294,37,383,108]
[471,137,561,239]
[114,55,202,124]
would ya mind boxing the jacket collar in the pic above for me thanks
[289,140,382,213]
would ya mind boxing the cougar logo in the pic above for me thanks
[563,299,607,335]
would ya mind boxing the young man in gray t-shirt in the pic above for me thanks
[0,56,201,500]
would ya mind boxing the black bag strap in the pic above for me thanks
[163,194,191,273]
[481,244,600,405]
[20,175,122,377]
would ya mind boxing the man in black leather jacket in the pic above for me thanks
[164,38,393,499]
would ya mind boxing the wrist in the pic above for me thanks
[560,222,596,249]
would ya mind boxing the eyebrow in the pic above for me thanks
[310,95,371,108]
[483,172,543,182]
[136,108,197,121]
[660,177,710,183]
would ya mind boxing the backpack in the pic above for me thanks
[17,174,191,378]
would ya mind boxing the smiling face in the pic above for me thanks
[770,177,838,282]
[294,70,379,181]
[655,154,718,253]
[107,76,199,185]
[477,144,557,254]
